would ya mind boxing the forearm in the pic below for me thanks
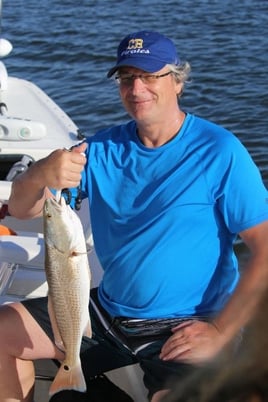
[213,247,268,343]
[8,159,51,219]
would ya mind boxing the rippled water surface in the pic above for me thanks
[3,0,267,186]
[1,0,268,266]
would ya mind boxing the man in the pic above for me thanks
[1,30,268,402]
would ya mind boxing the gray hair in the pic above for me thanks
[167,61,191,96]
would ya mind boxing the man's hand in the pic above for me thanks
[159,320,225,365]
[37,142,88,190]
[8,142,88,219]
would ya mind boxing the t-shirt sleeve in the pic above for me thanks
[211,136,268,233]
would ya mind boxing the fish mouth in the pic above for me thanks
[46,195,66,207]
[44,196,67,217]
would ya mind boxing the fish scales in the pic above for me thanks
[43,196,92,396]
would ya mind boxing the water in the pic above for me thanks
[2,0,268,263]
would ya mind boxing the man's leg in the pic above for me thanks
[137,340,196,402]
[0,302,64,402]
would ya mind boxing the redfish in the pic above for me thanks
[43,196,92,396]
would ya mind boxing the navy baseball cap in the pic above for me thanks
[107,30,180,78]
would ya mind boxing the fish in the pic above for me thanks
[43,195,92,396]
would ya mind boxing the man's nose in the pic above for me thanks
[130,76,146,92]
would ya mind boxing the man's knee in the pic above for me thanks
[0,302,60,360]
[151,389,170,402]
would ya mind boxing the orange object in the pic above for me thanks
[0,224,17,235]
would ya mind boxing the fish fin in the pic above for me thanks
[49,360,86,396]
[48,296,65,352]
[83,317,92,338]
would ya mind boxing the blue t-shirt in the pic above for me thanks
[70,113,268,318]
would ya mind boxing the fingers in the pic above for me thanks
[40,145,87,190]
[171,320,195,332]
[159,321,222,364]
[58,149,86,188]
[71,141,88,154]
[160,336,191,362]
[159,329,190,362]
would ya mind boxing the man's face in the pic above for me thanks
[116,66,183,126]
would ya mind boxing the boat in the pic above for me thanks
[0,12,147,402]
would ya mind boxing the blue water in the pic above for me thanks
[2,0,268,188]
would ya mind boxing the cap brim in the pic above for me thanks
[107,58,167,78]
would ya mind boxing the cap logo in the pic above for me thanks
[127,38,143,49]
[121,38,150,57]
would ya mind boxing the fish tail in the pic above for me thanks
[49,360,86,396]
